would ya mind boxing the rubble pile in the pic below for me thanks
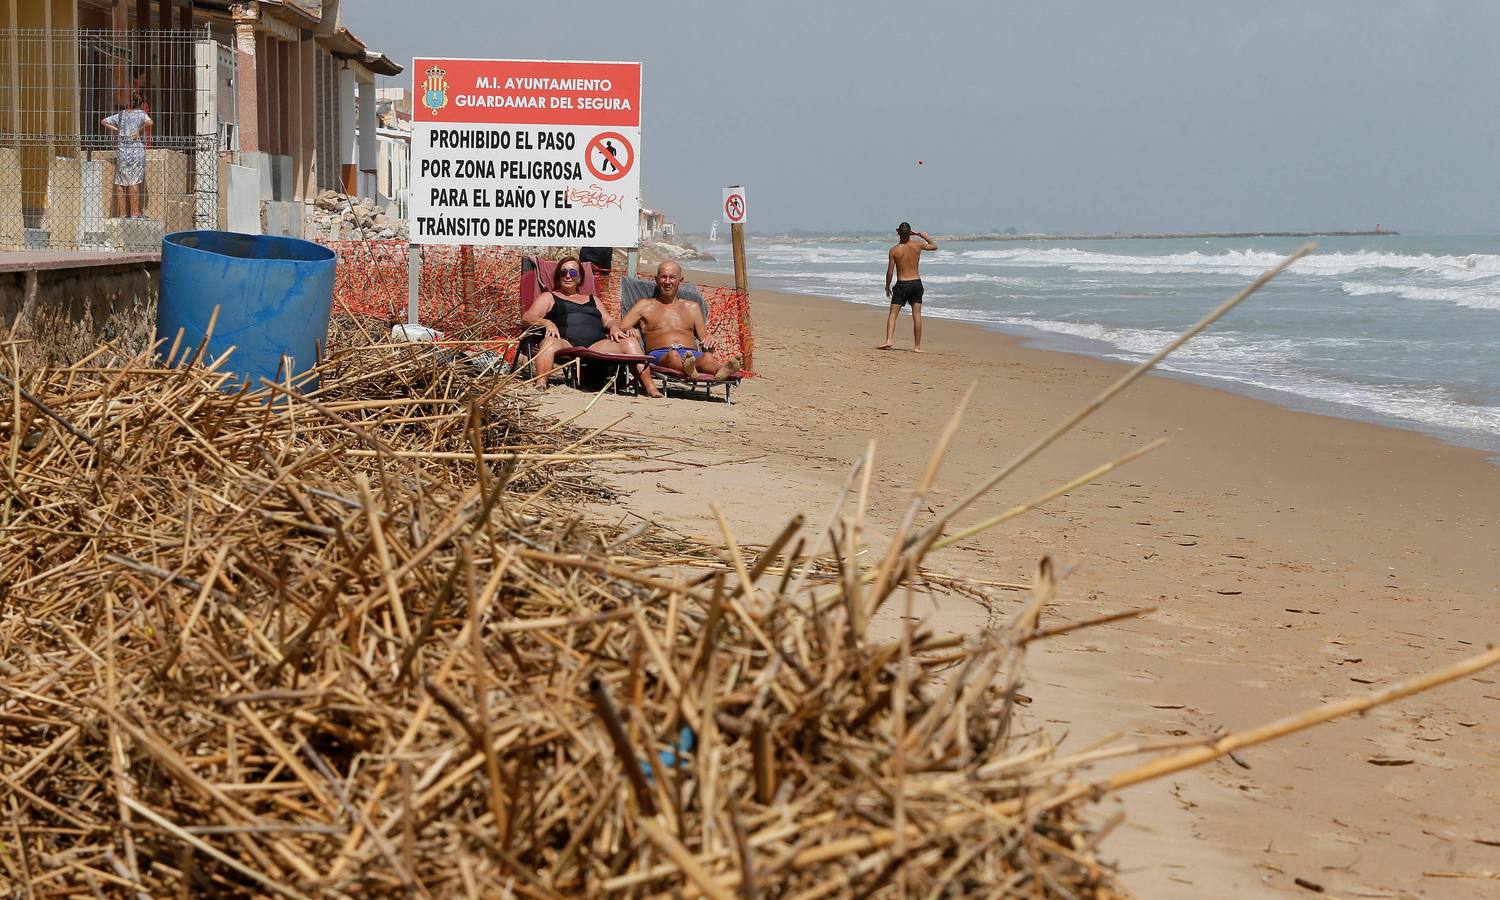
[308,190,407,241]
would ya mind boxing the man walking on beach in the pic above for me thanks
[880,222,937,351]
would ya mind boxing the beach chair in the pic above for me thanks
[518,256,651,394]
[620,277,743,404]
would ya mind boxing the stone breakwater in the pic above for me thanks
[644,239,714,262]
[771,229,1398,244]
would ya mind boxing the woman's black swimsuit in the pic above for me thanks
[545,293,607,346]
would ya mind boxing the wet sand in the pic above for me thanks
[539,271,1500,897]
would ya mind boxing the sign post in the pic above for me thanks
[723,185,751,371]
[409,57,642,250]
[723,185,748,293]
[406,244,421,325]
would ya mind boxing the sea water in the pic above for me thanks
[697,235,1500,456]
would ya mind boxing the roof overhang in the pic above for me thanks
[261,0,322,27]
[362,51,404,77]
[318,26,365,58]
[314,26,403,77]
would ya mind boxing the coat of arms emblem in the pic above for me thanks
[422,65,449,115]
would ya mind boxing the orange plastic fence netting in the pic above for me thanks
[322,241,522,340]
[320,240,754,372]
[698,285,754,373]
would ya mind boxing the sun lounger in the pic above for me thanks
[518,256,652,394]
[620,277,743,404]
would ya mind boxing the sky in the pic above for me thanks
[341,0,1500,235]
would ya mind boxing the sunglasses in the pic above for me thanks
[558,267,581,277]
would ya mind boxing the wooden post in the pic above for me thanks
[731,221,752,372]
[730,222,747,293]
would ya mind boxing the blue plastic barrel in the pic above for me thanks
[157,231,336,388]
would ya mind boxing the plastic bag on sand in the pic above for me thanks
[389,323,509,376]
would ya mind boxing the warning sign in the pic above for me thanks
[409,58,642,247]
[723,185,747,225]
[585,132,633,181]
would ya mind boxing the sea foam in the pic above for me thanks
[960,247,1500,280]
[1339,280,1500,311]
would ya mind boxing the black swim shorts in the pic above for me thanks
[891,279,924,306]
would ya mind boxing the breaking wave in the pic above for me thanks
[1339,280,1500,311]
[960,247,1500,280]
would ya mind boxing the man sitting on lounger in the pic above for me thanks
[612,261,742,381]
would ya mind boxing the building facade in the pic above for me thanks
[0,0,402,252]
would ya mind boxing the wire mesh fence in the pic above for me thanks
[1,28,228,252]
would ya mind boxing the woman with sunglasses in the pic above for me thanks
[520,257,663,397]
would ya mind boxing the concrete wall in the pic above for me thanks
[241,150,295,202]
[70,149,195,238]
[238,150,301,235]
[45,157,107,249]
[223,163,262,234]
[262,200,305,238]
[1,257,159,369]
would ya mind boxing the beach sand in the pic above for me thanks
[538,271,1500,898]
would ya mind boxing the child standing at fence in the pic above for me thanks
[102,93,152,219]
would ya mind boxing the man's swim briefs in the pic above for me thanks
[648,345,701,365]
[891,279,924,306]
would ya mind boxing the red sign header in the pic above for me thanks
[413,58,641,127]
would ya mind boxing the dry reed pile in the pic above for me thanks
[3,253,1496,898]
[3,319,1128,898]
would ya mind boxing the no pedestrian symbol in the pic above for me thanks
[724,192,745,223]
[586,132,634,181]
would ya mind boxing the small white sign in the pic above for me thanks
[723,186,747,225]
